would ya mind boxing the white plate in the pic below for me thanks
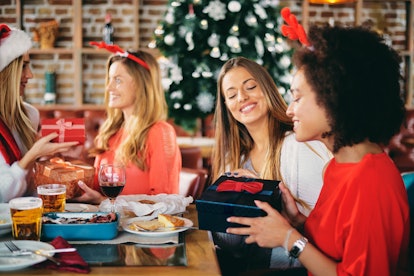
[122,217,193,237]
[65,203,99,213]
[0,203,12,236]
[0,240,55,271]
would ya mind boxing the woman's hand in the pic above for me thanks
[279,182,307,228]
[19,132,79,169]
[70,181,106,204]
[226,200,292,248]
[224,169,258,178]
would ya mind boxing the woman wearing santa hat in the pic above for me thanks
[0,24,78,203]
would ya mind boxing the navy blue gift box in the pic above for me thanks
[195,175,281,233]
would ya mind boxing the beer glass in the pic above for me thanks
[37,184,66,213]
[9,197,43,240]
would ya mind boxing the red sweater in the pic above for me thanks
[93,121,181,195]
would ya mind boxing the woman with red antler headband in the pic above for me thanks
[226,8,410,276]
[0,24,79,203]
[73,42,181,204]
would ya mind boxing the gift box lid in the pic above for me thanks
[196,176,281,233]
[41,118,86,144]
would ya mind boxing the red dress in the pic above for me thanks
[93,121,181,195]
[305,153,410,276]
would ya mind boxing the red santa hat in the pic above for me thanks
[0,24,32,72]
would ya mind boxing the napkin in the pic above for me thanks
[35,236,90,274]
[100,194,193,220]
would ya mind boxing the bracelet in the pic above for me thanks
[283,228,294,256]
[289,236,308,259]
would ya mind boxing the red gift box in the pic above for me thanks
[41,118,85,144]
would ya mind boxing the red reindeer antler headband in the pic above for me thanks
[280,7,311,48]
[89,41,150,71]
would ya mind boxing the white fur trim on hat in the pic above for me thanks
[0,25,32,72]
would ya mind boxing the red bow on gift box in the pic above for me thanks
[216,180,263,194]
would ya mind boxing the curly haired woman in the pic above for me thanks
[227,24,410,276]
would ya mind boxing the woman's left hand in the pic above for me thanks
[226,200,292,248]
[224,168,258,178]
[70,181,106,204]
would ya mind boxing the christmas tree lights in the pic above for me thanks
[151,0,294,130]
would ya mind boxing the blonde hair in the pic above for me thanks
[93,50,167,170]
[211,57,293,181]
[0,57,36,150]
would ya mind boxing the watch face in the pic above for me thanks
[289,237,308,258]
[289,245,301,258]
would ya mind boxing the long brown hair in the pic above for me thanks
[211,57,293,181]
[93,50,167,170]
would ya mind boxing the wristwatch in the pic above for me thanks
[289,237,308,259]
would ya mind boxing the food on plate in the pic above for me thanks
[158,214,185,227]
[130,220,164,231]
[128,214,185,232]
[42,212,117,224]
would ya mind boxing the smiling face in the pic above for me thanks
[107,61,137,116]
[221,67,269,128]
[286,69,330,144]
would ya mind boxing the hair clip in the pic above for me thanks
[280,7,311,48]
[89,41,150,71]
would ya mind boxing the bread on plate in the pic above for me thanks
[158,214,185,227]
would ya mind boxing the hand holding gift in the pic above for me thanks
[34,157,94,199]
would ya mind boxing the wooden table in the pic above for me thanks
[6,204,221,276]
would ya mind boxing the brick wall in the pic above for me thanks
[0,0,410,105]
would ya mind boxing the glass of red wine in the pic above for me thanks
[98,164,126,213]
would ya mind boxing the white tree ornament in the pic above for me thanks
[203,0,227,21]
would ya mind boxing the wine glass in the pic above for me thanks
[98,164,126,213]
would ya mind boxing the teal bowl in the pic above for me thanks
[41,212,119,241]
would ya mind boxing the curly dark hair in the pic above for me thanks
[292,25,406,153]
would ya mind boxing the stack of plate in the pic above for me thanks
[0,203,11,236]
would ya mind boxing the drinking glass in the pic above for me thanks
[9,197,43,240]
[37,184,66,213]
[98,164,126,212]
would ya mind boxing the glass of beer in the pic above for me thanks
[37,184,66,213]
[9,197,43,240]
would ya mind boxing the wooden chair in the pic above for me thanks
[179,167,208,199]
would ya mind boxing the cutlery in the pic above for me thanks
[3,240,67,265]
[0,247,76,256]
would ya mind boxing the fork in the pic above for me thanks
[4,240,61,265]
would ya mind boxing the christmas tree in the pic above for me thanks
[150,0,293,131]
